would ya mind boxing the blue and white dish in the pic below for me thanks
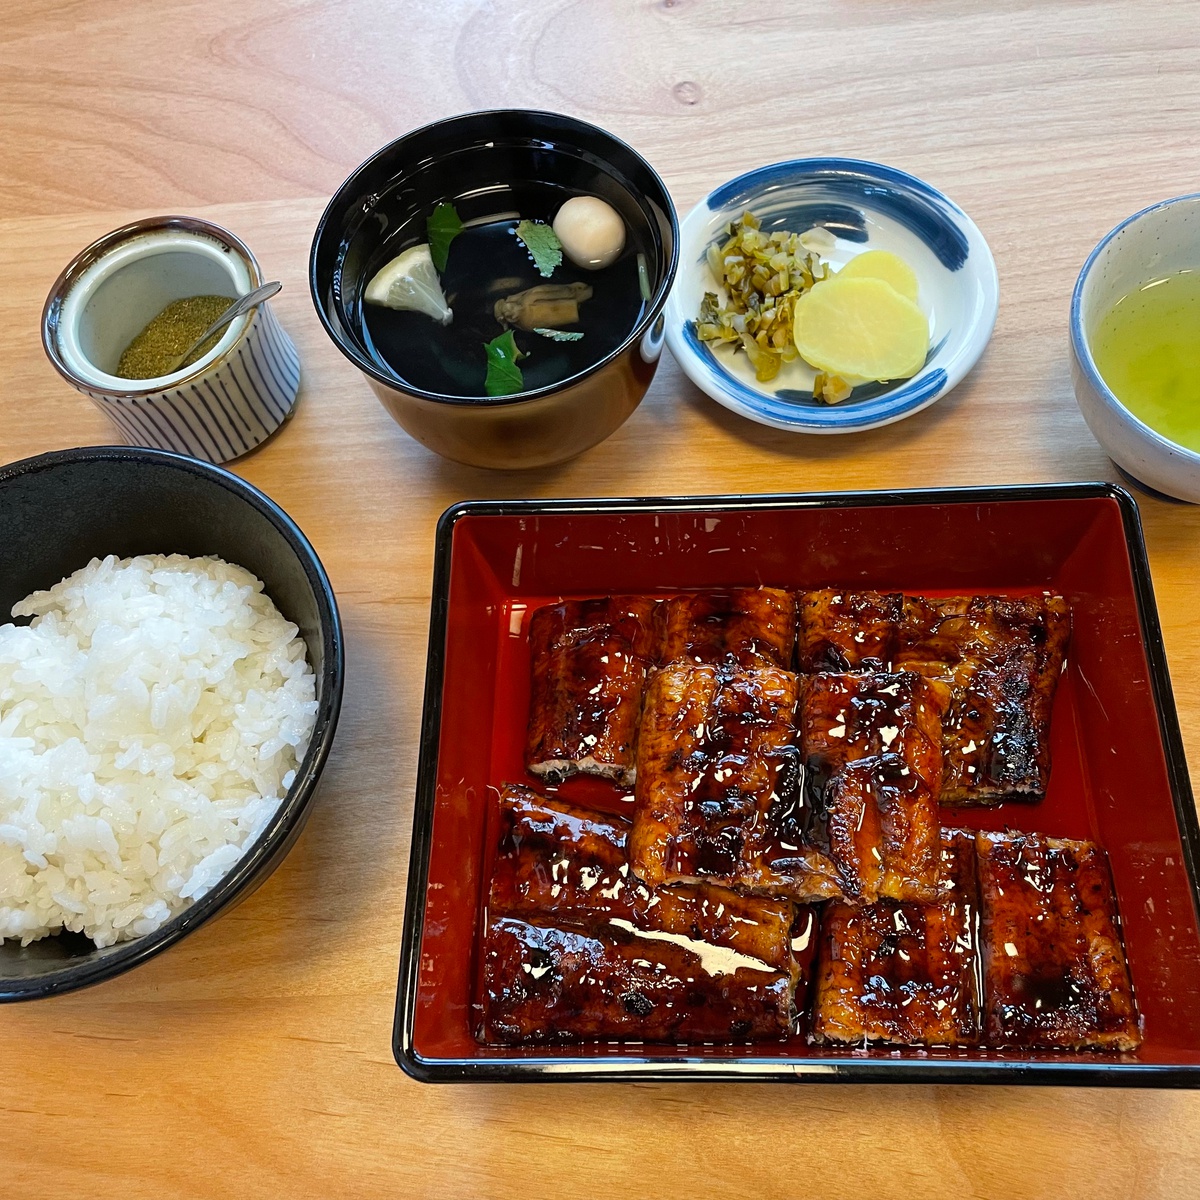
[1071,193,1200,504]
[664,158,999,434]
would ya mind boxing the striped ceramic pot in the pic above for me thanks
[42,216,300,464]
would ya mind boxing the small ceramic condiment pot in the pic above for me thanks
[42,216,300,464]
[1071,193,1200,503]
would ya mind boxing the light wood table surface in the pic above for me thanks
[3,2,1200,1196]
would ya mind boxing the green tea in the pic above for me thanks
[1091,270,1200,451]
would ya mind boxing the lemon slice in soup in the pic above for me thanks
[836,249,920,304]
[793,276,928,382]
[363,243,453,325]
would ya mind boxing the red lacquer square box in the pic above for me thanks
[395,485,1200,1084]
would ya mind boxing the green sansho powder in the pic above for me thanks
[116,295,232,379]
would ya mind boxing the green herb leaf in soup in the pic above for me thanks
[515,220,563,278]
[484,329,526,397]
[427,202,464,273]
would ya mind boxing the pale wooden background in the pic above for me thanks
[2,2,1200,1197]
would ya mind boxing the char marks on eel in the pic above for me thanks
[630,662,806,892]
[798,588,902,673]
[629,663,947,905]
[800,670,947,902]
[895,595,1070,804]
[799,589,1070,805]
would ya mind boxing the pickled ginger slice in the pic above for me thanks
[793,276,928,382]
[363,244,452,325]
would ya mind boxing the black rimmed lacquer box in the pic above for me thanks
[396,485,1200,1085]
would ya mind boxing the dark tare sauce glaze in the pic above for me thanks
[676,671,798,880]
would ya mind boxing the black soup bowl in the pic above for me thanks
[0,446,344,1000]
[310,110,679,470]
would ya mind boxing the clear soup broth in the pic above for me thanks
[356,181,648,399]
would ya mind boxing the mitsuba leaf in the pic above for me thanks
[483,329,525,397]
[515,220,562,278]
[427,202,463,272]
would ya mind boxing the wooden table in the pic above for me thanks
[3,2,1200,1195]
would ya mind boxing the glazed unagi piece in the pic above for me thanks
[800,671,947,902]
[975,831,1140,1051]
[525,596,659,785]
[895,594,1070,804]
[481,916,793,1044]
[812,828,980,1046]
[798,588,901,673]
[771,758,885,904]
[630,662,804,892]
[488,784,631,923]
[800,670,947,790]
[488,785,796,967]
[657,587,796,669]
[630,663,894,904]
[482,785,799,1045]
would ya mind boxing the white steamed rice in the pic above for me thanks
[0,554,317,948]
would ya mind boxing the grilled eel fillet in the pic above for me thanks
[799,590,1070,805]
[630,665,946,905]
[525,596,660,786]
[800,670,948,902]
[480,785,797,1045]
[975,831,1140,1050]
[812,828,980,1046]
[896,595,1070,804]
[525,588,797,786]
[630,662,806,894]
[656,587,796,670]
[798,588,903,674]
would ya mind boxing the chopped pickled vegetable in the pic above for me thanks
[696,214,929,398]
[813,372,853,405]
[694,211,832,382]
[836,250,920,303]
[793,276,928,382]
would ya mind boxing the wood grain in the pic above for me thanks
[2,2,1200,1197]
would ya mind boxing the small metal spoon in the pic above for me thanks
[165,281,282,374]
